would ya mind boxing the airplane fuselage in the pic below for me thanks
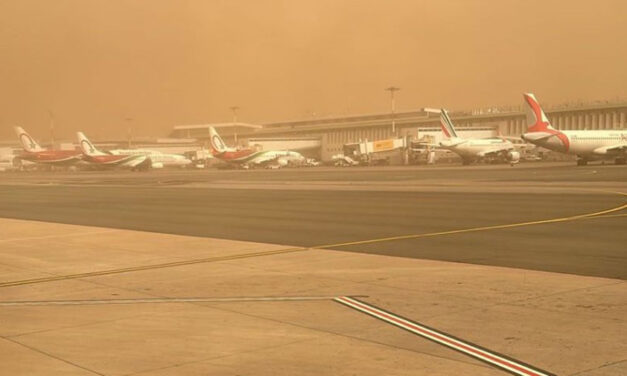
[108,149,191,167]
[440,138,514,160]
[522,130,627,158]
[212,148,256,163]
[17,150,83,166]
[81,153,149,168]
[214,149,304,166]
[208,126,304,167]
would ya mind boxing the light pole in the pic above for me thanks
[385,86,400,135]
[125,117,133,149]
[230,106,240,144]
[48,110,55,149]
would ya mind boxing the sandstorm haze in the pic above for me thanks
[1,0,626,140]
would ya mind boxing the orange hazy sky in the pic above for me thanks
[1,0,626,140]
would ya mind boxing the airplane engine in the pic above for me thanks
[135,157,154,171]
[276,158,289,167]
[507,151,521,164]
[151,162,164,169]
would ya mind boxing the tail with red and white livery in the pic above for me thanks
[14,126,44,153]
[521,93,571,154]
[208,126,228,154]
[523,93,555,133]
[77,132,107,157]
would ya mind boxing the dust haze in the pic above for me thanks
[1,0,626,139]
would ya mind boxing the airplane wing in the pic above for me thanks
[522,132,555,142]
[593,144,627,155]
[499,135,523,142]
[493,135,534,150]
[125,155,150,167]
[439,139,467,149]
[448,139,468,147]
[516,142,535,149]
[477,146,513,158]
[250,153,280,165]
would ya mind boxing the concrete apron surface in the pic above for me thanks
[0,218,624,376]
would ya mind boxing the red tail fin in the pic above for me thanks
[523,93,554,132]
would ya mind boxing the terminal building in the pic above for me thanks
[170,101,627,162]
[3,100,625,165]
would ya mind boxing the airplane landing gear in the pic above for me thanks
[615,157,626,165]
[576,158,588,166]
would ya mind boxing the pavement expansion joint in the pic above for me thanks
[0,295,369,306]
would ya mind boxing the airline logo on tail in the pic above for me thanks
[440,109,459,139]
[77,132,102,156]
[523,93,554,132]
[522,93,569,151]
[14,126,44,153]
[209,126,227,153]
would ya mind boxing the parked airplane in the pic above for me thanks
[520,93,627,165]
[208,126,305,167]
[106,148,192,168]
[77,132,152,170]
[438,109,520,165]
[14,126,82,167]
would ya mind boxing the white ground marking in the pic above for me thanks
[334,296,555,376]
[0,296,360,306]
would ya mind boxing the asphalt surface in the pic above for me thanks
[1,162,626,185]
[1,162,625,279]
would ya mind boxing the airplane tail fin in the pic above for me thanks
[523,93,554,132]
[14,126,44,152]
[77,132,105,156]
[209,126,227,153]
[440,109,459,139]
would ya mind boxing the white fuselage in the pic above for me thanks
[109,149,192,167]
[522,130,627,158]
[255,150,305,166]
[440,138,514,160]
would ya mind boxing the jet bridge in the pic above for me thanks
[343,137,408,165]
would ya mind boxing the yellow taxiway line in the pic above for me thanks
[0,247,303,288]
[1,191,624,288]
[317,198,627,249]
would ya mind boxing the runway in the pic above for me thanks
[0,163,625,278]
